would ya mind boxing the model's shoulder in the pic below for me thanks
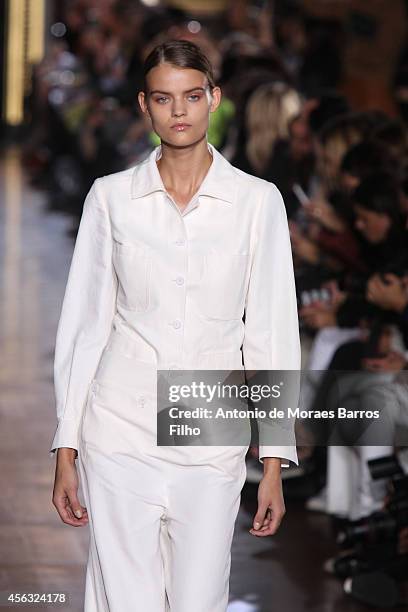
[227,161,281,200]
[226,164,281,204]
[225,161,287,224]
[94,153,153,200]
[94,165,135,190]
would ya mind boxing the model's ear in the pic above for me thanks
[138,91,149,116]
[209,86,222,114]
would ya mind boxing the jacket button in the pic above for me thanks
[175,276,184,285]
[172,319,182,329]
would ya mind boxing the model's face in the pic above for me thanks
[138,63,221,147]
[354,204,391,243]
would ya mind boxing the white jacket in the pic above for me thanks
[50,142,301,466]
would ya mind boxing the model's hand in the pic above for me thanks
[249,465,285,537]
[52,449,88,527]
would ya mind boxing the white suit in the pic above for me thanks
[49,142,301,611]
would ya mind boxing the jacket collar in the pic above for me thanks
[130,142,235,203]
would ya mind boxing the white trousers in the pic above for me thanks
[77,336,249,611]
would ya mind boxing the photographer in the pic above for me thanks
[330,453,408,608]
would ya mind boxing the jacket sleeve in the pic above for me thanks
[242,183,301,467]
[49,178,117,458]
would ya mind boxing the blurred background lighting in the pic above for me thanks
[187,20,202,34]
[50,22,67,38]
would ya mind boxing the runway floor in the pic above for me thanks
[0,149,406,611]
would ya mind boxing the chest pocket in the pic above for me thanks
[112,239,152,312]
[199,251,249,321]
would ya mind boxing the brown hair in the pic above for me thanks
[142,39,215,93]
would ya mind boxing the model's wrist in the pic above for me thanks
[261,457,282,475]
[57,447,78,464]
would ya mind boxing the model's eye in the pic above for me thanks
[155,97,169,104]
[188,94,201,101]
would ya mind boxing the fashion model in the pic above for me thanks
[50,39,301,612]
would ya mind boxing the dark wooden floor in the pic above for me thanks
[0,150,406,611]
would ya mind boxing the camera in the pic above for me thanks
[327,453,408,606]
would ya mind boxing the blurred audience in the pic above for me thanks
[22,0,408,563]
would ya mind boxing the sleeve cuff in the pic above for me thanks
[49,418,80,458]
[258,445,298,467]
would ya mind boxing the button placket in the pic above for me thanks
[165,209,188,361]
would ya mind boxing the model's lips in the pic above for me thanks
[171,123,191,131]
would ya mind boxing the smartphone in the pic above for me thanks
[292,183,311,206]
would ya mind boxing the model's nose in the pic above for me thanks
[172,101,187,117]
